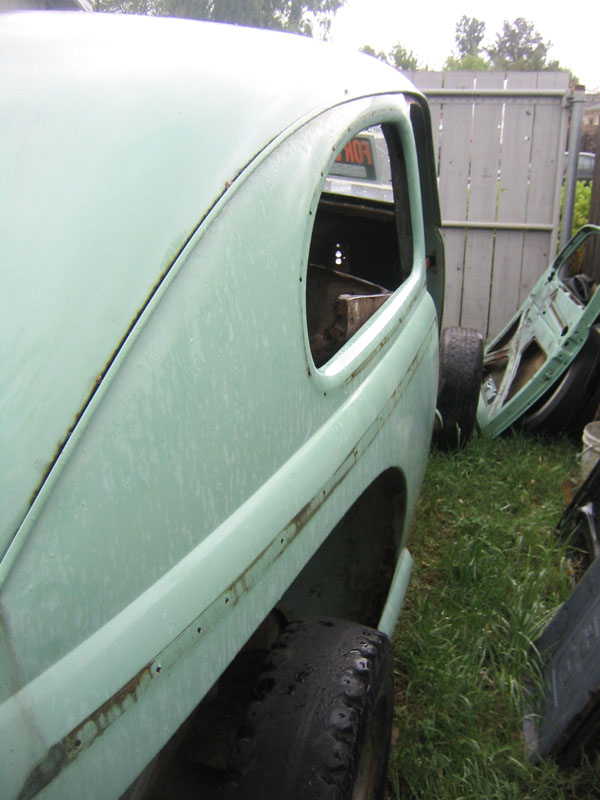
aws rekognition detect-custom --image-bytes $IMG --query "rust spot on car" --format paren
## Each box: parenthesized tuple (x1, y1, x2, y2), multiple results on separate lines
(221, 335, 437, 613)
(16, 663, 153, 800)
(17, 322, 434, 798)
(219, 443, 362, 614)
(27, 423, 76, 508)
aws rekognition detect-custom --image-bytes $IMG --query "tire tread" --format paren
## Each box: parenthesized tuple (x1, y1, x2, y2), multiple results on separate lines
(222, 618, 393, 800)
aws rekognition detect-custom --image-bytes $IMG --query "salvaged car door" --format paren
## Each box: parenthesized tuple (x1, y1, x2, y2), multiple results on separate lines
(478, 225, 600, 437)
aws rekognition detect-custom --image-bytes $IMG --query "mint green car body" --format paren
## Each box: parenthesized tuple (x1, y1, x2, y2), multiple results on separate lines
(0, 13, 444, 798)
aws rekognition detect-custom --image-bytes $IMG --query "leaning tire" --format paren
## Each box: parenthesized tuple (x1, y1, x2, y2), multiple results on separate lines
(222, 618, 394, 800)
(521, 325, 600, 437)
(435, 326, 483, 450)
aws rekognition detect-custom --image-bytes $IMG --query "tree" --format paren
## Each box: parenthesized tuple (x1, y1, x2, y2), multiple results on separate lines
(444, 15, 487, 71)
(94, 0, 347, 38)
(388, 43, 421, 71)
(455, 15, 485, 58)
(359, 44, 388, 62)
(360, 42, 422, 71)
(444, 53, 488, 71)
(485, 17, 551, 71)
(443, 15, 575, 79)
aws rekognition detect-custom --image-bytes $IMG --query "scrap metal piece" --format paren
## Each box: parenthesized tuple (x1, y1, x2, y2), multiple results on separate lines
(524, 557, 600, 766)
(524, 462, 600, 765)
(478, 225, 600, 438)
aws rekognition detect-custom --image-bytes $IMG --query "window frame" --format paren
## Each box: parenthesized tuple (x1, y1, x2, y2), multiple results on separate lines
(303, 102, 427, 385)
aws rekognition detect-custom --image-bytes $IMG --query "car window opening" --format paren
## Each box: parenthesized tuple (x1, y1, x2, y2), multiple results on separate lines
(306, 124, 413, 368)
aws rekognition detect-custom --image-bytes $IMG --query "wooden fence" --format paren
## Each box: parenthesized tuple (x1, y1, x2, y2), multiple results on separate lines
(402, 71, 572, 338)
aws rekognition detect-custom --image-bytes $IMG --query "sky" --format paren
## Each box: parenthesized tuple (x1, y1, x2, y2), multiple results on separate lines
(328, 0, 600, 91)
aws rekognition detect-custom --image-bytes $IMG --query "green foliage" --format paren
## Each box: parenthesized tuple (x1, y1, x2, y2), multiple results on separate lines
(442, 15, 575, 78)
(363, 13, 576, 78)
(455, 15, 485, 58)
(94, 0, 158, 11)
(389, 433, 600, 798)
(444, 53, 489, 72)
(388, 44, 421, 71)
(486, 17, 552, 71)
(572, 181, 592, 232)
(360, 44, 388, 62)
(94, 0, 346, 37)
(561, 181, 592, 240)
(360, 42, 422, 71)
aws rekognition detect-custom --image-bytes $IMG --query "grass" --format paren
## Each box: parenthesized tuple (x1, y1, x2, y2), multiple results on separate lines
(388, 432, 600, 799)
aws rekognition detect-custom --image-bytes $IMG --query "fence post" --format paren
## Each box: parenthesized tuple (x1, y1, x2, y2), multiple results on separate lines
(561, 86, 586, 250)
(582, 124, 600, 281)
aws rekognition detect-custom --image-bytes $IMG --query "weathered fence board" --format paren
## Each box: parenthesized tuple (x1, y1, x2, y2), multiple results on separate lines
(403, 70, 572, 338)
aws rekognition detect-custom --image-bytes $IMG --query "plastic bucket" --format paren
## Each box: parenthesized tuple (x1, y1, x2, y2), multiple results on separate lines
(581, 421, 600, 481)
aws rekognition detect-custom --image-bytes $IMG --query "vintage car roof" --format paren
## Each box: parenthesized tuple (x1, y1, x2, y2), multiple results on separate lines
(0, 12, 420, 557)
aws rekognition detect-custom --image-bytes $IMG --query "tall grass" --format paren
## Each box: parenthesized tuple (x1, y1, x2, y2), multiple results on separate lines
(389, 432, 599, 799)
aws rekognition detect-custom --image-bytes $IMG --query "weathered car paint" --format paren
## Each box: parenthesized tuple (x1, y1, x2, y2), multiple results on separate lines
(477, 225, 600, 437)
(0, 11, 422, 558)
(1, 13, 442, 799)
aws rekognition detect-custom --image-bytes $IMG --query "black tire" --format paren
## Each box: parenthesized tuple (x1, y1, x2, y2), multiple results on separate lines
(222, 618, 394, 800)
(521, 325, 600, 437)
(435, 327, 484, 450)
